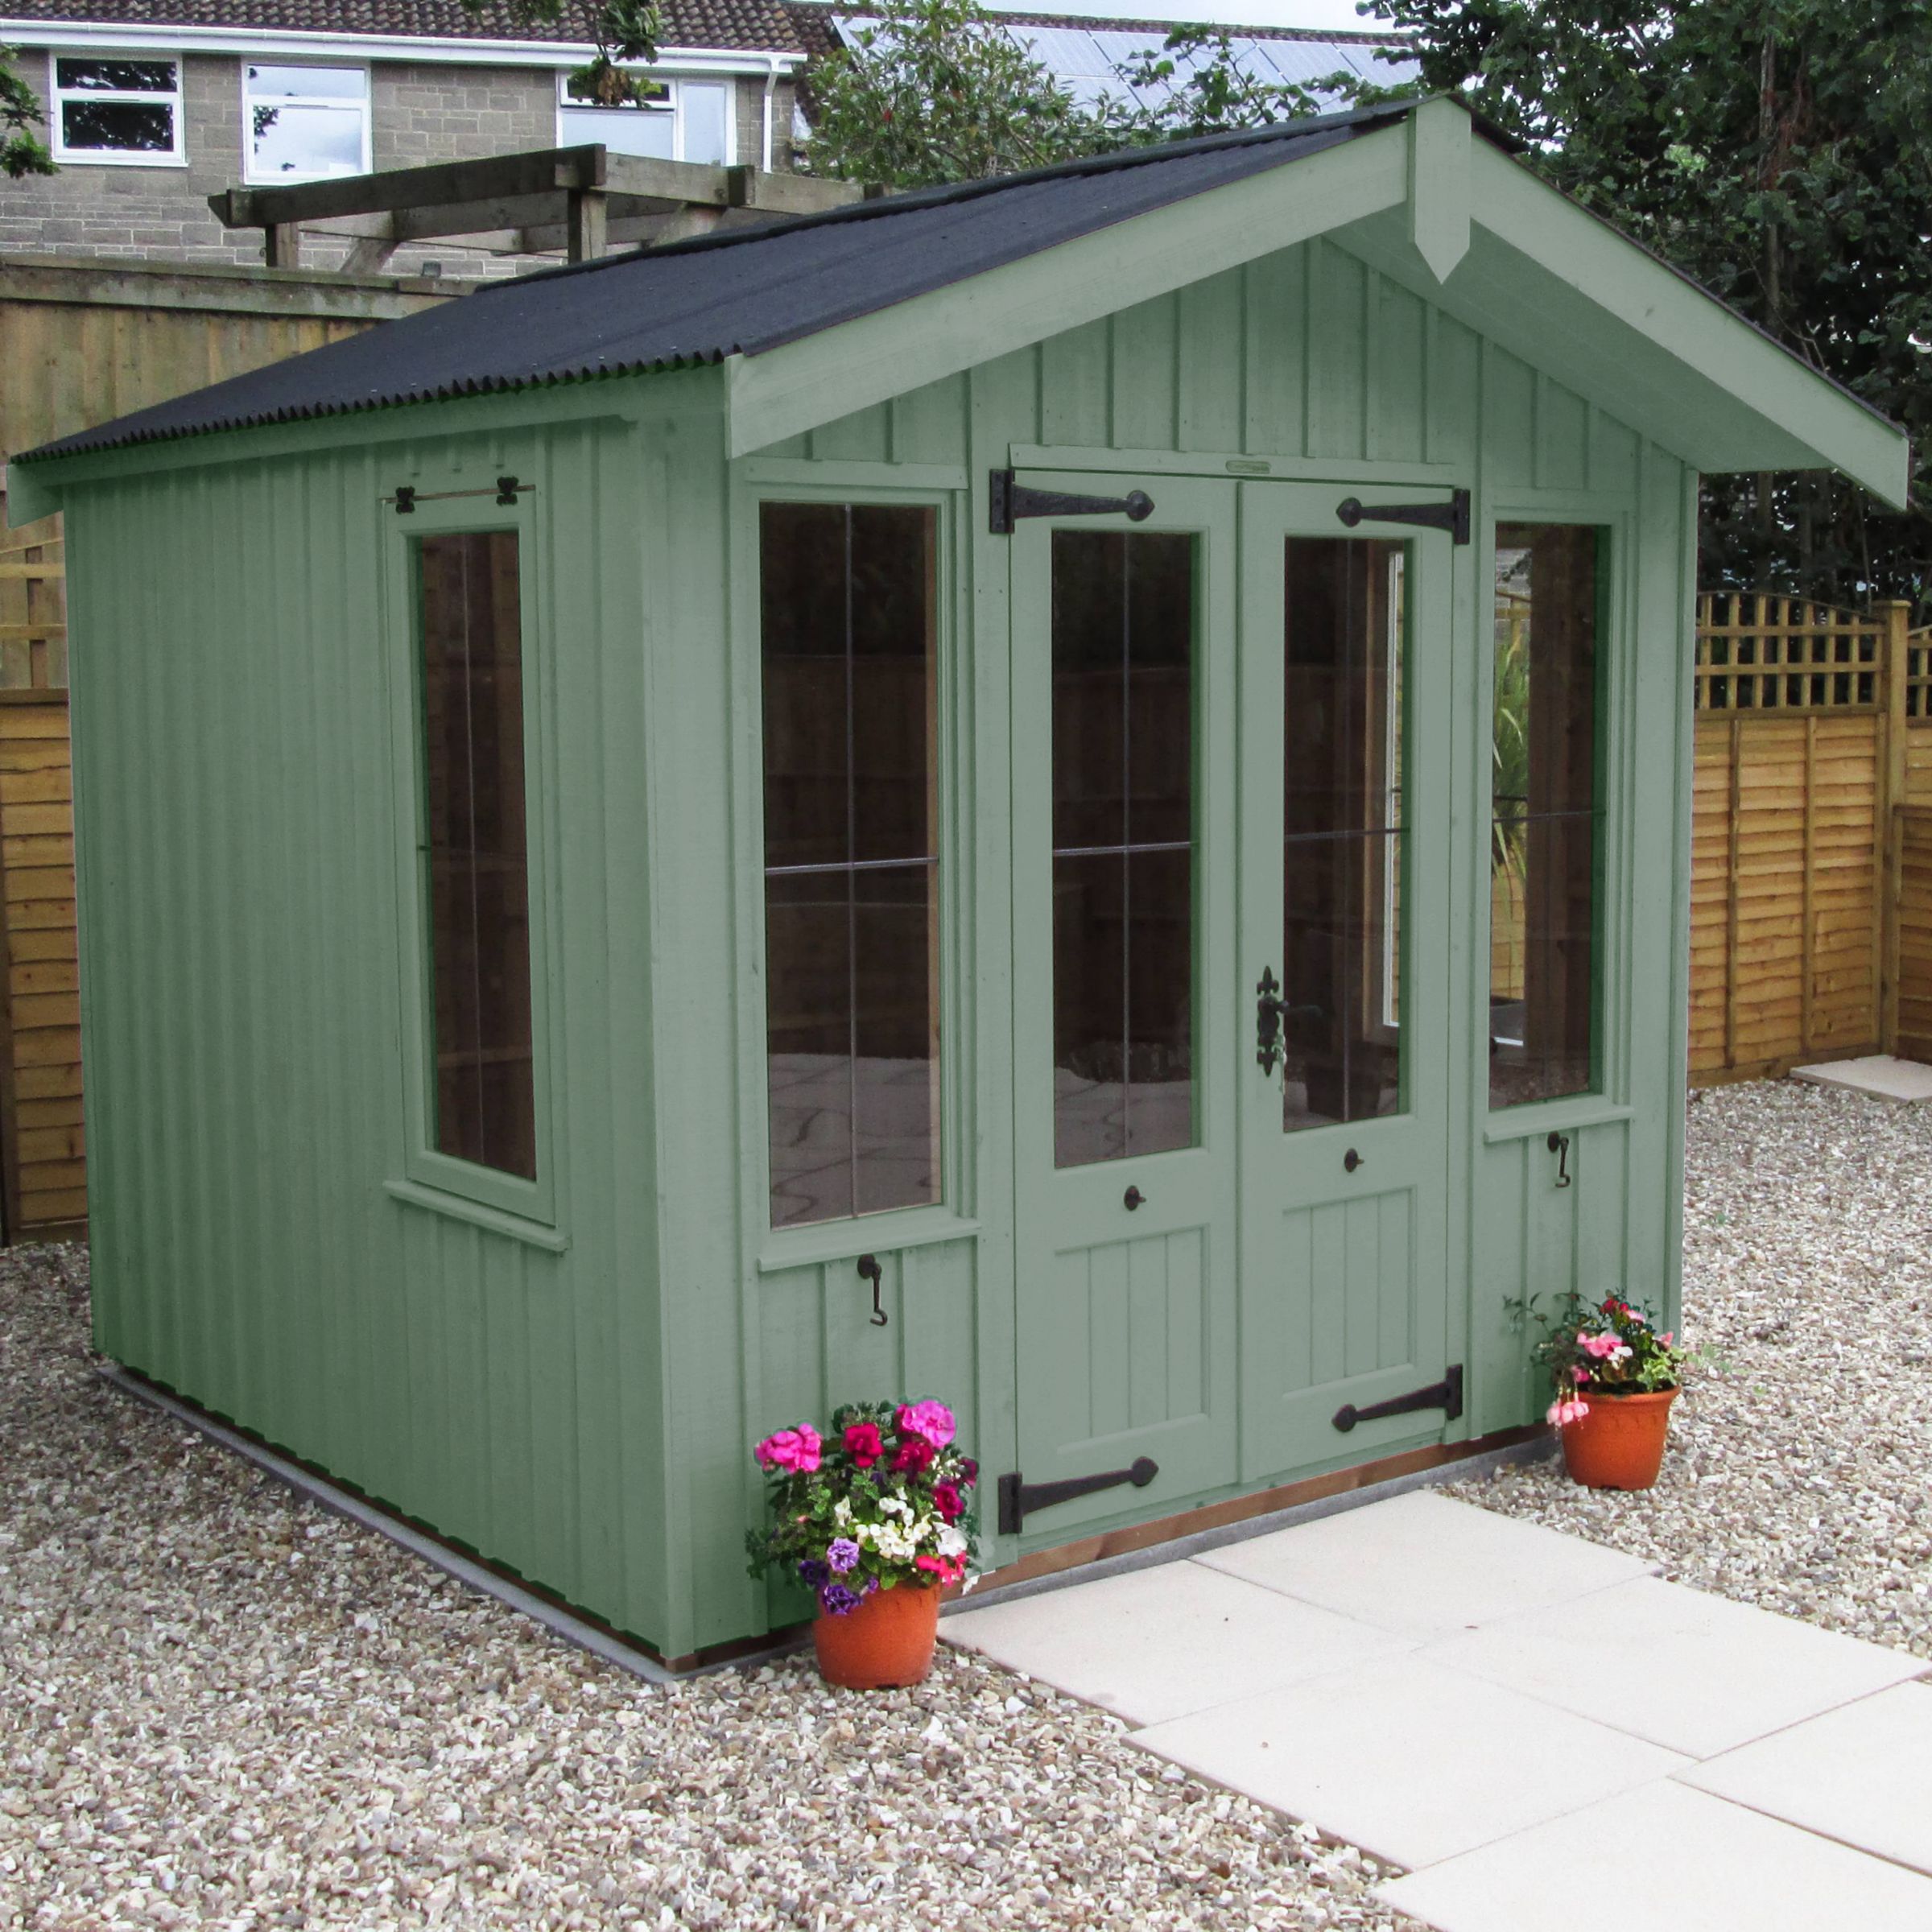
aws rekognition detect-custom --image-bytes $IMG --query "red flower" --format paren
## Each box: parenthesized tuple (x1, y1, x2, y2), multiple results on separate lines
(892, 1435, 935, 1475)
(934, 1481, 964, 1523)
(843, 1422, 885, 1468)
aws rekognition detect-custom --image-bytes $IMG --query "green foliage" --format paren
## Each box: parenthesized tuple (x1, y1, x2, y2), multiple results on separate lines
(457, 0, 665, 108)
(799, 0, 1118, 187)
(1380, 0, 1932, 609)
(1510, 1290, 1711, 1418)
(2, 43, 54, 180)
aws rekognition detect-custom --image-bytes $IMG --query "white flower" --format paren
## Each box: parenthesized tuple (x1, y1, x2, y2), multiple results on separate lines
(936, 1525, 967, 1559)
(833, 1500, 852, 1526)
(878, 1496, 910, 1519)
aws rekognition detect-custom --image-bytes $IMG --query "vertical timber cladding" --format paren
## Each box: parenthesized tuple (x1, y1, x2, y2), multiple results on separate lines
(0, 255, 452, 1240)
(749, 236, 1693, 1579)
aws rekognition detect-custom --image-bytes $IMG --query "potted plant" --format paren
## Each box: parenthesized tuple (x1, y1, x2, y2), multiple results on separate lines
(1521, 1292, 1699, 1490)
(746, 1397, 978, 1689)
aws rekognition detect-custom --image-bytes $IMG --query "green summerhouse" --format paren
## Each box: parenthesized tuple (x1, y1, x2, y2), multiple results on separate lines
(13, 101, 1906, 1666)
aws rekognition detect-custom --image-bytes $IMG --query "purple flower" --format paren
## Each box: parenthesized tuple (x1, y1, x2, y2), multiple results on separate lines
(826, 1537, 861, 1574)
(819, 1582, 861, 1616)
(798, 1558, 829, 1589)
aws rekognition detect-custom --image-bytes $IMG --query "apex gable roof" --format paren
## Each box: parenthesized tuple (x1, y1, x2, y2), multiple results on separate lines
(11, 100, 1909, 513)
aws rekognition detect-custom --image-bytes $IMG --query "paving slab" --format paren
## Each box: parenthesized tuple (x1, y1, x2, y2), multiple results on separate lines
(1376, 1777, 1932, 1932)
(1130, 1653, 1686, 1870)
(1195, 1490, 1655, 1638)
(1422, 1574, 1927, 1758)
(942, 1558, 1414, 1727)
(1680, 1681, 1932, 1875)
(1790, 1052, 1932, 1100)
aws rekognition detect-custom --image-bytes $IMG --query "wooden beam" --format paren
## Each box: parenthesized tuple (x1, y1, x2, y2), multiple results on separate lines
(567, 186, 608, 264)
(1407, 95, 1470, 283)
(725, 165, 864, 217)
(263, 222, 303, 271)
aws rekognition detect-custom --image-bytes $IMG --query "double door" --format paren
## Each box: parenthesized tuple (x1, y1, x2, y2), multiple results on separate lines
(1008, 475, 1456, 1538)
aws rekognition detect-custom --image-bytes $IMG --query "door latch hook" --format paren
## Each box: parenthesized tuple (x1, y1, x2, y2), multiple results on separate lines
(857, 1253, 887, 1326)
(1547, 1131, 1572, 1189)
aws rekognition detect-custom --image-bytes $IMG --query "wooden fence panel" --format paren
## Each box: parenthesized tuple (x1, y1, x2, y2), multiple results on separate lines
(1897, 807, 1932, 1063)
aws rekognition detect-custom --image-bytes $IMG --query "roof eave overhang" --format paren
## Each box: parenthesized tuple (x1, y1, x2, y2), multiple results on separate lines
(727, 100, 1909, 509)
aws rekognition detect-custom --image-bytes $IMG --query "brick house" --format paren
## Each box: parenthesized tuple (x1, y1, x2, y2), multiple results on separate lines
(0, 1, 1413, 274)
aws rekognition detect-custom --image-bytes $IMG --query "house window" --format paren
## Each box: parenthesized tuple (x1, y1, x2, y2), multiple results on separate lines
(51, 56, 184, 164)
(760, 502, 940, 1228)
(245, 64, 369, 183)
(1489, 524, 1604, 1108)
(555, 73, 733, 164)
(415, 531, 537, 1182)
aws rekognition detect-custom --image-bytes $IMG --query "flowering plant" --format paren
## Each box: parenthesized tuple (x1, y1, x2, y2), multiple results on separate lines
(745, 1397, 979, 1616)
(1515, 1290, 1699, 1427)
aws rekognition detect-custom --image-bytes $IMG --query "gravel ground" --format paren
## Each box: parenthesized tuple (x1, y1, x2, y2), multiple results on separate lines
(1, 1249, 1406, 1932)
(1447, 1077, 1932, 1658)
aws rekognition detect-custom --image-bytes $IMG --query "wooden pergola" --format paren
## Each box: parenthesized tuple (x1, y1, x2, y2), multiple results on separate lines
(208, 144, 864, 271)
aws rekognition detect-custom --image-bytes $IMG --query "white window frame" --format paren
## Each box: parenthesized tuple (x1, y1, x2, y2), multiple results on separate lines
(241, 59, 372, 186)
(552, 71, 736, 165)
(48, 49, 187, 167)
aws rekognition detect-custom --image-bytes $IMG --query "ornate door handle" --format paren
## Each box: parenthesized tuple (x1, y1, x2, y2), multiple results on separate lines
(1256, 966, 1286, 1075)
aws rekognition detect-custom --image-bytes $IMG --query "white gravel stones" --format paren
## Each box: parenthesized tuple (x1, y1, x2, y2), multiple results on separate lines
(0, 1249, 1410, 1931)
(1447, 1078, 1932, 1662)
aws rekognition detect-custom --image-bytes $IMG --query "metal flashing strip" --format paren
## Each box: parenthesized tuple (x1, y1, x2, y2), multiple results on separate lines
(947, 1432, 1558, 1621)
(93, 1363, 792, 1684)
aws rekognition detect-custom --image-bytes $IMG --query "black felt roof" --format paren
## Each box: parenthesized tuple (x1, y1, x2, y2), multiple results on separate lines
(20, 106, 1411, 465)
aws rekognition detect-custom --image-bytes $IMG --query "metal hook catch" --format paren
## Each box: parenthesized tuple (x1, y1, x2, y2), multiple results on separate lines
(1547, 1131, 1572, 1189)
(857, 1253, 887, 1327)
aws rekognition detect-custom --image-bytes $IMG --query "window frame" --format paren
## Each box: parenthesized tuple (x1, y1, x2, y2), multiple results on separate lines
(382, 487, 562, 1235)
(1480, 500, 1631, 1133)
(48, 50, 187, 167)
(552, 70, 737, 165)
(241, 58, 372, 187)
(732, 473, 973, 1270)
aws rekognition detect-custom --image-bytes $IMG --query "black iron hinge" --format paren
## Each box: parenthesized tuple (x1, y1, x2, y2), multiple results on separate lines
(1332, 1364, 1463, 1435)
(989, 469, 1155, 535)
(1335, 488, 1471, 546)
(997, 1456, 1158, 1536)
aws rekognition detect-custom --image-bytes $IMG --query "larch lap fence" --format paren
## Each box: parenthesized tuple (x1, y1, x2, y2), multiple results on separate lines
(0, 253, 452, 1241)
(1688, 593, 1932, 1085)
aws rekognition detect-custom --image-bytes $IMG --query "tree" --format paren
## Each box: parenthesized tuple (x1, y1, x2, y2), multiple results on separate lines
(2, 43, 54, 178)
(1377, 0, 1932, 608)
(457, 0, 666, 105)
(799, 0, 1119, 188)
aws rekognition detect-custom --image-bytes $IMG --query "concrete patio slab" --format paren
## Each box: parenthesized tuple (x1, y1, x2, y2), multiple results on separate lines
(1130, 1653, 1686, 1870)
(943, 1558, 1414, 1728)
(1680, 1681, 1932, 1876)
(1790, 1053, 1932, 1101)
(1422, 1574, 1927, 1757)
(1195, 1490, 1655, 1638)
(1376, 1778, 1932, 1932)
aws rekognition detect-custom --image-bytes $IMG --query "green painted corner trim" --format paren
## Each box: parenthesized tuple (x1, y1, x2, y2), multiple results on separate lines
(1481, 1099, 1635, 1145)
(724, 125, 1411, 456)
(383, 1178, 573, 1253)
(756, 1208, 981, 1274)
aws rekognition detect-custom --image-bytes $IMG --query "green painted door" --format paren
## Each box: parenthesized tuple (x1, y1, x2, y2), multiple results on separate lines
(1234, 483, 1456, 1480)
(1009, 476, 1241, 1536)
(1008, 474, 1458, 1540)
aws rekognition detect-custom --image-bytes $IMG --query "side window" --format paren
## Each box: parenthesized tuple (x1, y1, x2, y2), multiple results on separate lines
(556, 74, 733, 163)
(415, 531, 537, 1181)
(1489, 524, 1604, 1108)
(52, 56, 184, 165)
(245, 64, 369, 183)
(759, 502, 939, 1228)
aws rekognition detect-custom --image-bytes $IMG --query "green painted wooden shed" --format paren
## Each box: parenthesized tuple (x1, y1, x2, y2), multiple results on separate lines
(11, 99, 1907, 1666)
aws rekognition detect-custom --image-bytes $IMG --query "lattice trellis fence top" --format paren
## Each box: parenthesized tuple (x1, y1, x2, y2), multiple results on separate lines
(1695, 592, 1883, 712)
(1909, 626, 1931, 721)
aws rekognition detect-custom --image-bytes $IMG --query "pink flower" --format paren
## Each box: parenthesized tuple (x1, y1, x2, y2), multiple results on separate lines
(897, 1399, 956, 1448)
(753, 1424, 821, 1473)
(843, 1422, 885, 1468)
(916, 1554, 966, 1585)
(1546, 1397, 1591, 1428)
(1579, 1332, 1623, 1360)
(1571, 1365, 1590, 1384)
(1661, 1331, 1675, 1348)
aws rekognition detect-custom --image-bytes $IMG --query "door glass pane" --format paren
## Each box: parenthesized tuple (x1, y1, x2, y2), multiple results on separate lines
(1281, 538, 1405, 1131)
(417, 531, 536, 1180)
(1490, 524, 1601, 1107)
(761, 502, 939, 1228)
(1051, 530, 1195, 1166)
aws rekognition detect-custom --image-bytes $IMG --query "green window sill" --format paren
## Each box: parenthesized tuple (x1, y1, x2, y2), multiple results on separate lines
(384, 1178, 571, 1253)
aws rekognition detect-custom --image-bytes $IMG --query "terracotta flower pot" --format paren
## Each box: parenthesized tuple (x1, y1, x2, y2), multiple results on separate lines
(812, 1580, 941, 1690)
(1560, 1385, 1678, 1490)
